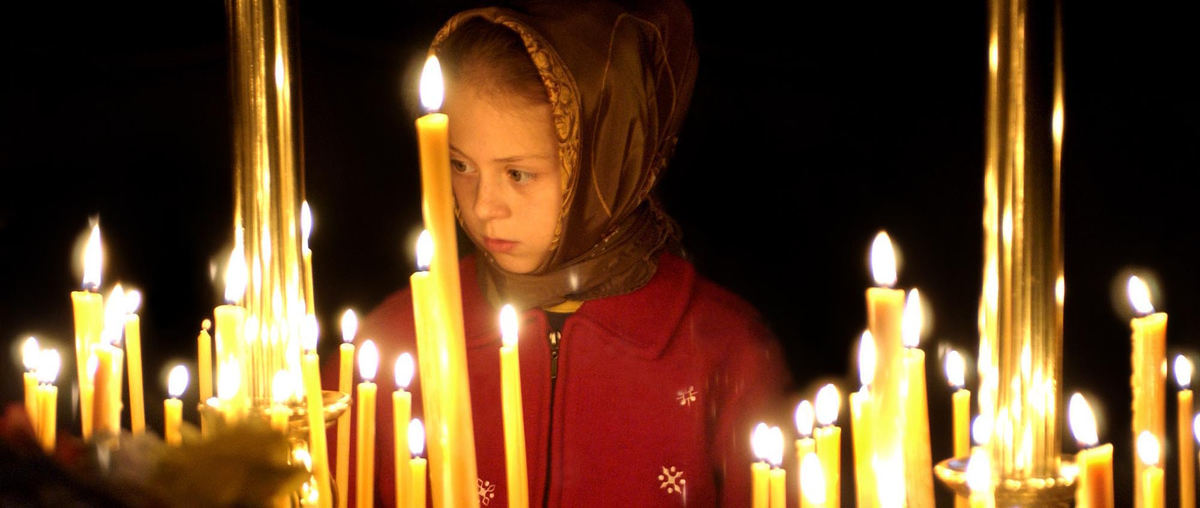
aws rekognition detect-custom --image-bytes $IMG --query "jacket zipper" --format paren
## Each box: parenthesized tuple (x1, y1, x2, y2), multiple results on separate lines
(542, 329, 562, 507)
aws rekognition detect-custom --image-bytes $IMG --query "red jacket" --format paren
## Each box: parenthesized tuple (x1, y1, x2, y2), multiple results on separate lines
(329, 252, 790, 507)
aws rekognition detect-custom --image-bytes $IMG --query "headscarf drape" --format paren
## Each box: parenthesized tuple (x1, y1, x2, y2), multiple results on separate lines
(432, 0, 698, 309)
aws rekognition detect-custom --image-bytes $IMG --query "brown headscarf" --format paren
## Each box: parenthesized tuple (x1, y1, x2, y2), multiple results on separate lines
(432, 0, 698, 310)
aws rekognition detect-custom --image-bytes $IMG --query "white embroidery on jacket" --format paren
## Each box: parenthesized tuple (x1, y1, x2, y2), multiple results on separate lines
(658, 466, 686, 495)
(677, 386, 697, 406)
(477, 478, 496, 505)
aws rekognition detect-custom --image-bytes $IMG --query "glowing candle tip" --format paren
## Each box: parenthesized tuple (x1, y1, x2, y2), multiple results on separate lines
(300, 201, 312, 246)
(870, 231, 897, 287)
(500, 304, 519, 347)
(765, 425, 784, 467)
(815, 384, 840, 426)
(36, 349, 61, 384)
(1067, 393, 1098, 447)
(858, 330, 876, 388)
(409, 418, 426, 456)
(419, 55, 444, 111)
(83, 222, 102, 289)
(1175, 355, 1193, 389)
(21, 336, 39, 372)
(168, 365, 189, 398)
(359, 339, 379, 381)
(125, 289, 142, 315)
(1136, 431, 1160, 466)
(340, 309, 358, 344)
(395, 353, 415, 389)
(945, 350, 965, 388)
(794, 401, 814, 437)
(751, 422, 770, 461)
(415, 230, 433, 270)
(1127, 275, 1155, 315)
(902, 288, 923, 347)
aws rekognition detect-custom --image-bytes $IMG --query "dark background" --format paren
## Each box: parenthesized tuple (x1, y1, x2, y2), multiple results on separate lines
(1, 1, 1198, 506)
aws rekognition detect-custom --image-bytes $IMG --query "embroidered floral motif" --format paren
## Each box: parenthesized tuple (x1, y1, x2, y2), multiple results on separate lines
(658, 466, 686, 495)
(477, 478, 496, 505)
(677, 386, 697, 406)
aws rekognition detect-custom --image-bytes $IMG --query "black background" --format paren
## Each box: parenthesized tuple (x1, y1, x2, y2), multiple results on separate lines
(2, 1, 1198, 506)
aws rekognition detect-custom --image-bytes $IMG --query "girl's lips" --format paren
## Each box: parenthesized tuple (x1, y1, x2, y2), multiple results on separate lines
(484, 237, 517, 253)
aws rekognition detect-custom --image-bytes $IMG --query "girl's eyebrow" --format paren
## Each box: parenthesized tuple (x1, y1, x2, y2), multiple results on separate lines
(450, 144, 553, 164)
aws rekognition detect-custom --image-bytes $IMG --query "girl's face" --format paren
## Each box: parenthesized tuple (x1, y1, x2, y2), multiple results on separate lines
(447, 83, 562, 274)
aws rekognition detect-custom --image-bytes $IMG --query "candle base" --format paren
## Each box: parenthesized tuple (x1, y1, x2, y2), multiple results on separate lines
(934, 456, 1077, 507)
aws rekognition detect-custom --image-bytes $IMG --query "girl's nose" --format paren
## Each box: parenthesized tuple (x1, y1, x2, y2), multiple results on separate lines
(473, 171, 510, 221)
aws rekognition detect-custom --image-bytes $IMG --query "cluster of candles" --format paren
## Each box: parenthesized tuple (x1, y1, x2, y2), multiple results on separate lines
(746, 232, 1200, 507)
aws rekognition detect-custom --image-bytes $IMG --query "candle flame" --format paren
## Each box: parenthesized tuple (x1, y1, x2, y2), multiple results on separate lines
(858, 330, 876, 388)
(300, 201, 312, 249)
(794, 401, 814, 437)
(21, 337, 39, 372)
(224, 242, 247, 304)
(965, 447, 991, 493)
(302, 314, 319, 352)
(815, 384, 840, 426)
(340, 309, 358, 344)
(1175, 355, 1193, 389)
(395, 353, 415, 389)
(945, 350, 965, 388)
(83, 223, 102, 289)
(409, 418, 426, 456)
(1067, 393, 1098, 447)
(419, 55, 444, 111)
(800, 453, 826, 504)
(1136, 431, 1160, 466)
(218, 359, 241, 400)
(416, 230, 433, 271)
(870, 231, 897, 287)
(102, 284, 126, 346)
(902, 288, 923, 347)
(765, 425, 784, 467)
(168, 364, 189, 398)
(1127, 275, 1155, 315)
(125, 289, 142, 315)
(359, 339, 379, 381)
(751, 422, 770, 461)
(972, 415, 992, 446)
(500, 304, 519, 347)
(36, 349, 60, 384)
(271, 370, 293, 404)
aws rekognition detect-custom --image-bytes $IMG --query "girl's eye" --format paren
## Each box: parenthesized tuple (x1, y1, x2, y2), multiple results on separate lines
(450, 159, 471, 174)
(507, 169, 534, 183)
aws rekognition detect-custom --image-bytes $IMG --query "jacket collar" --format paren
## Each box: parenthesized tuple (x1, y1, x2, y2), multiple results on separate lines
(460, 252, 694, 358)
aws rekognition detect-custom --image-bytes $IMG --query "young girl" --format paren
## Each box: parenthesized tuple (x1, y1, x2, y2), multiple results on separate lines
(347, 1, 790, 505)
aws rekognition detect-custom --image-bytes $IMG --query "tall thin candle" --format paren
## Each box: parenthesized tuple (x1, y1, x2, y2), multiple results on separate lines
(22, 337, 39, 433)
(850, 331, 877, 508)
(36, 349, 61, 453)
(71, 223, 103, 441)
(866, 232, 906, 502)
(393, 354, 414, 508)
(165, 365, 188, 446)
(409, 419, 428, 508)
(355, 340, 379, 508)
(945, 350, 970, 508)
(197, 320, 213, 405)
(766, 426, 786, 508)
(814, 384, 841, 508)
(124, 289, 145, 436)
(751, 423, 770, 508)
(1137, 432, 1163, 508)
(301, 201, 315, 315)
(336, 309, 358, 508)
(93, 285, 126, 442)
(1128, 275, 1166, 508)
(902, 289, 933, 508)
(800, 452, 826, 508)
(300, 317, 333, 508)
(795, 399, 816, 504)
(1175, 355, 1194, 508)
(1069, 393, 1112, 508)
(499, 304, 529, 508)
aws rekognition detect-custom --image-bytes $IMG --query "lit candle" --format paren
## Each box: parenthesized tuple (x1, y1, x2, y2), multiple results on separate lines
(409, 418, 428, 508)
(945, 349, 970, 508)
(814, 384, 841, 508)
(1128, 275, 1166, 508)
(865, 231, 906, 502)
(751, 422, 771, 508)
(1137, 431, 1164, 508)
(416, 54, 479, 506)
(1175, 355, 1194, 508)
(1194, 414, 1200, 490)
(36, 349, 61, 453)
(93, 285, 126, 442)
(800, 452, 826, 508)
(850, 331, 877, 508)
(498, 304, 529, 508)
(408, 230, 446, 508)
(22, 337, 40, 433)
(270, 370, 294, 433)
(795, 399, 816, 501)
(299, 316, 333, 508)
(215, 243, 247, 410)
(82, 355, 96, 440)
(217, 358, 246, 422)
(336, 309, 357, 508)
(393, 354, 414, 508)
(965, 446, 993, 508)
(1069, 393, 1112, 508)
(165, 365, 188, 446)
(124, 289, 145, 436)
(197, 319, 213, 405)
(766, 425, 787, 508)
(902, 289, 933, 508)
(301, 201, 315, 315)
(355, 340, 379, 508)
(71, 222, 104, 441)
